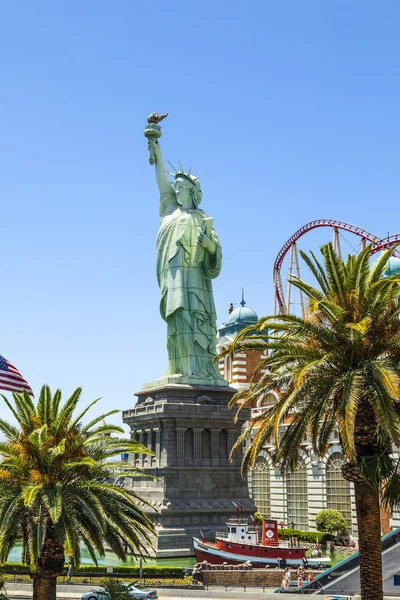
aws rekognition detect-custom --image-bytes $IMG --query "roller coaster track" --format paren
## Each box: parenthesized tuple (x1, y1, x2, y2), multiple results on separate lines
(372, 233, 400, 254)
(274, 219, 400, 313)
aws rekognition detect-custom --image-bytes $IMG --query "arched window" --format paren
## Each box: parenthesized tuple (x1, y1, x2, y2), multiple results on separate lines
(225, 354, 232, 382)
(252, 457, 270, 517)
(326, 452, 352, 530)
(286, 459, 308, 530)
(257, 393, 276, 408)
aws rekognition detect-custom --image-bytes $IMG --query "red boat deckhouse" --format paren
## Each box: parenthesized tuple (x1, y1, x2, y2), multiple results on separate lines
(193, 517, 330, 568)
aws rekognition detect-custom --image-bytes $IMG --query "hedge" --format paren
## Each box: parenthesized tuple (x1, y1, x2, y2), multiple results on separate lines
(278, 528, 330, 544)
(0, 563, 185, 577)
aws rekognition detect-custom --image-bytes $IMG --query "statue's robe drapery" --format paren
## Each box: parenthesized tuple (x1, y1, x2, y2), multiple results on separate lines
(156, 187, 223, 380)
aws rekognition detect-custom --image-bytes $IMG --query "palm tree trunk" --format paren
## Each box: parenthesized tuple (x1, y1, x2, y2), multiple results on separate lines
(32, 576, 57, 600)
(31, 520, 64, 600)
(354, 478, 383, 600)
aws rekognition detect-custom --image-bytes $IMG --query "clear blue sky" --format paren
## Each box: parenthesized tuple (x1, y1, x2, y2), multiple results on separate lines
(0, 1, 399, 425)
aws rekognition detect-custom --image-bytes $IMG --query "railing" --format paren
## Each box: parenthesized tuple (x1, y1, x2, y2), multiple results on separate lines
(226, 517, 249, 525)
(215, 532, 229, 539)
(123, 402, 235, 418)
(293, 527, 400, 595)
(251, 407, 269, 417)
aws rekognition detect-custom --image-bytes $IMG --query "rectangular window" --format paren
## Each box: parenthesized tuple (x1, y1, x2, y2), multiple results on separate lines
(394, 575, 400, 586)
(230, 527, 236, 533)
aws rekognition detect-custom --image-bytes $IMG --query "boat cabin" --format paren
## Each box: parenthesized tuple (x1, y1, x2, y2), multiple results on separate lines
(222, 518, 258, 545)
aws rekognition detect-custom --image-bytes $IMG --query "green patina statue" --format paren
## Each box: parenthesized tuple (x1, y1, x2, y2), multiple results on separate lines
(144, 115, 226, 387)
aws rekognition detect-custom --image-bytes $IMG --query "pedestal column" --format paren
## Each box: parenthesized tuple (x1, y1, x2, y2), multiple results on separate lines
(153, 427, 160, 466)
(193, 428, 204, 466)
(131, 430, 138, 468)
(138, 430, 144, 467)
(176, 427, 187, 464)
(144, 428, 152, 466)
(211, 428, 221, 466)
(228, 429, 241, 465)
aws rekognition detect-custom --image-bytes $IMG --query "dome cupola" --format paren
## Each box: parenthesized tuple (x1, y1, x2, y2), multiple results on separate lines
(218, 290, 259, 338)
(383, 256, 400, 277)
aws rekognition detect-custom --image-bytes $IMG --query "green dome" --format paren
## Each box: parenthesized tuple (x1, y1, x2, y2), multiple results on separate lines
(224, 305, 258, 327)
(384, 257, 400, 277)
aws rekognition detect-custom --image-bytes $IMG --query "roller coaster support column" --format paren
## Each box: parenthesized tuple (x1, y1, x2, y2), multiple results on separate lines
(333, 227, 342, 257)
(287, 243, 305, 318)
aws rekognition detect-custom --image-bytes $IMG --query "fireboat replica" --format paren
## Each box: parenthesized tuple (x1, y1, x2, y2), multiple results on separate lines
(193, 516, 331, 568)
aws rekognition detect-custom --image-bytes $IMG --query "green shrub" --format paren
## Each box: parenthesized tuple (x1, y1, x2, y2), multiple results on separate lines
(275, 528, 330, 544)
(111, 566, 184, 577)
(316, 509, 348, 536)
(301, 531, 330, 544)
(75, 565, 107, 574)
(100, 578, 131, 600)
(0, 563, 29, 574)
(0, 562, 185, 579)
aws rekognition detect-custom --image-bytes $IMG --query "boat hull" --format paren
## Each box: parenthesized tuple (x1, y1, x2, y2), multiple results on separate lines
(193, 537, 329, 567)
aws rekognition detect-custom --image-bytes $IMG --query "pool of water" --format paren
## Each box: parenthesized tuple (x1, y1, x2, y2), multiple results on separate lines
(7, 543, 196, 568)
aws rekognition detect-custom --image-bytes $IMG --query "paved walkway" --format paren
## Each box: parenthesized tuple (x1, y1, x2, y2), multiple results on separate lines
(5, 582, 400, 600)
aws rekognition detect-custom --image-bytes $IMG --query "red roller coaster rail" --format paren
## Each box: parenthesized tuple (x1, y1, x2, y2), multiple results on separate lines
(274, 219, 399, 314)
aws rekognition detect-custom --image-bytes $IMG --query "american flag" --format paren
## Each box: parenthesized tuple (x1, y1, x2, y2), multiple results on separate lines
(0, 355, 33, 396)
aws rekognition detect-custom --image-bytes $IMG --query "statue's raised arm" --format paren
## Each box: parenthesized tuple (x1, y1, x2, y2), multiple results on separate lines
(148, 138, 171, 196)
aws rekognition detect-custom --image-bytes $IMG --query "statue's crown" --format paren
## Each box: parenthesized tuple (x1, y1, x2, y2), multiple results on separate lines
(168, 161, 200, 187)
(167, 161, 203, 207)
(174, 171, 197, 186)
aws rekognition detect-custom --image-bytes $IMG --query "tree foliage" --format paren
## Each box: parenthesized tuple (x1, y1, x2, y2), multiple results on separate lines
(100, 578, 133, 600)
(315, 509, 348, 535)
(225, 243, 400, 502)
(223, 243, 400, 600)
(0, 385, 155, 599)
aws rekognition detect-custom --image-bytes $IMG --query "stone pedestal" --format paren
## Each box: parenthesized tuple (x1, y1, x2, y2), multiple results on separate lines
(122, 383, 256, 557)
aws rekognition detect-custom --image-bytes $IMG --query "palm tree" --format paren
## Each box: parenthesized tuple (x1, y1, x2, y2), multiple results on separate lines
(0, 385, 155, 600)
(225, 243, 400, 600)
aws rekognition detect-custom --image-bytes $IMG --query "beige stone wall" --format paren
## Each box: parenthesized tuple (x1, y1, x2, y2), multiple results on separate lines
(202, 568, 293, 587)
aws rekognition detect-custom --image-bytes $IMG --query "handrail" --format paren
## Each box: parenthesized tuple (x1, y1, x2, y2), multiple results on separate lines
(297, 528, 400, 595)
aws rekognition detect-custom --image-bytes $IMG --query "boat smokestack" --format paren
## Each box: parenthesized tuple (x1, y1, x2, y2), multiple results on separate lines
(261, 519, 279, 546)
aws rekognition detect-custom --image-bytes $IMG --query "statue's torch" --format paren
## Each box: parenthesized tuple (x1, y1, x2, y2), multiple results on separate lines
(144, 112, 168, 165)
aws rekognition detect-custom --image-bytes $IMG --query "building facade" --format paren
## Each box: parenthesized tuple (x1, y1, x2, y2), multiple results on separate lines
(216, 299, 360, 535)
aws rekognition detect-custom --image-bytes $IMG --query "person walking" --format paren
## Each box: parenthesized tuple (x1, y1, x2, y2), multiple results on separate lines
(297, 565, 305, 588)
(66, 562, 73, 585)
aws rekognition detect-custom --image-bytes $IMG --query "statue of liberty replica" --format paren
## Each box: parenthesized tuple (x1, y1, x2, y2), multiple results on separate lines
(122, 114, 254, 557)
(145, 112, 226, 386)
